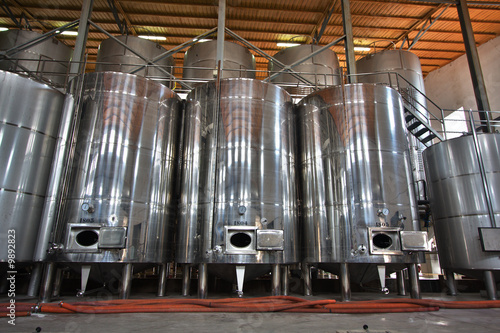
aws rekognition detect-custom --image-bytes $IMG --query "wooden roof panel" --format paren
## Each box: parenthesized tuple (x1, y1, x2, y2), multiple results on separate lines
(0, 0, 497, 78)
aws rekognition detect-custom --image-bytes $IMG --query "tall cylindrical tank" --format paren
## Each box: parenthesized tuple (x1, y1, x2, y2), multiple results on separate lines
(356, 50, 428, 201)
(423, 134, 500, 280)
(297, 83, 424, 284)
(269, 45, 341, 95)
(50, 72, 182, 265)
(356, 50, 425, 93)
(0, 29, 72, 86)
(96, 35, 175, 87)
(177, 78, 298, 292)
(0, 70, 66, 263)
(182, 41, 256, 83)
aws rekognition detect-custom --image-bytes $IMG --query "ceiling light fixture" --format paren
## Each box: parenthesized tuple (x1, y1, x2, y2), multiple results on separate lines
(354, 46, 371, 51)
(0, 27, 8, 32)
(56, 30, 78, 36)
(277, 42, 300, 48)
(139, 35, 166, 41)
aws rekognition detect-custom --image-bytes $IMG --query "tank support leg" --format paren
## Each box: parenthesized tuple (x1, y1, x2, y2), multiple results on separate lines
(79, 265, 91, 297)
(340, 263, 351, 302)
(198, 263, 208, 299)
(377, 265, 388, 294)
(157, 263, 169, 297)
(182, 264, 191, 296)
(27, 263, 43, 297)
(236, 265, 246, 297)
(444, 270, 457, 296)
(302, 262, 312, 296)
(119, 263, 133, 299)
(271, 264, 281, 296)
(397, 269, 407, 296)
(484, 270, 498, 300)
(39, 262, 56, 303)
(408, 263, 421, 299)
(282, 265, 289, 296)
(52, 268, 64, 298)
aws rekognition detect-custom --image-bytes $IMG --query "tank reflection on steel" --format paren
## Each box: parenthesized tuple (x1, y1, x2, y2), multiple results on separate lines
(48, 72, 182, 298)
(269, 45, 341, 95)
(423, 134, 500, 299)
(177, 78, 298, 298)
(0, 70, 65, 264)
(96, 35, 175, 87)
(356, 50, 428, 202)
(297, 84, 427, 299)
(0, 30, 72, 86)
(182, 41, 256, 84)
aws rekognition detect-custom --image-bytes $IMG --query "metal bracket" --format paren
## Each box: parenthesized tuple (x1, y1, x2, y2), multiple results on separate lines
(106, 0, 128, 35)
(408, 4, 451, 51)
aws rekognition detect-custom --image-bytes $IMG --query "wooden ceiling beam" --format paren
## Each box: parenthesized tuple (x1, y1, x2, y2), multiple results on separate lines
(3, 15, 495, 37)
(9, 6, 500, 27)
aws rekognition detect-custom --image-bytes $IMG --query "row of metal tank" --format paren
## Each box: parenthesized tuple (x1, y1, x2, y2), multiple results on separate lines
(0, 30, 498, 301)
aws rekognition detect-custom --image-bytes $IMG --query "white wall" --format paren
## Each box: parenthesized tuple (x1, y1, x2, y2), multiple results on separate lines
(424, 36, 500, 112)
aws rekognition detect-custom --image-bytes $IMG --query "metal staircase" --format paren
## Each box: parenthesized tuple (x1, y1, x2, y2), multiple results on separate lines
(397, 83, 445, 148)
(403, 106, 443, 147)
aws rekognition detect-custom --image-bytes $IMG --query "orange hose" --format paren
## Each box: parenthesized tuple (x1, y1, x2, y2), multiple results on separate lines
(57, 298, 336, 314)
(324, 303, 424, 309)
(11, 297, 500, 315)
(0, 303, 36, 312)
(359, 298, 500, 309)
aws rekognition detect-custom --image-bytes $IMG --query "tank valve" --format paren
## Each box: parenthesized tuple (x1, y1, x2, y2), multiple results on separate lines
(48, 243, 64, 254)
(399, 213, 407, 221)
(261, 218, 268, 225)
(76, 290, 85, 297)
(381, 287, 390, 294)
(237, 290, 244, 298)
(351, 244, 366, 256)
(377, 208, 389, 217)
(238, 206, 246, 215)
(213, 245, 223, 254)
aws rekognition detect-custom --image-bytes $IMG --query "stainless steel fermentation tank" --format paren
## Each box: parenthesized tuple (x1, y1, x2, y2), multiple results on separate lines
(182, 41, 256, 84)
(177, 78, 298, 298)
(269, 44, 341, 95)
(0, 29, 72, 86)
(297, 84, 427, 300)
(96, 35, 175, 88)
(423, 134, 500, 300)
(0, 70, 65, 267)
(356, 50, 428, 202)
(46, 72, 182, 298)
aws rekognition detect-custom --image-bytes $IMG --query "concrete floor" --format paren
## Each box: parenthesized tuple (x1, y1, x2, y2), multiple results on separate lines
(3, 293, 500, 333)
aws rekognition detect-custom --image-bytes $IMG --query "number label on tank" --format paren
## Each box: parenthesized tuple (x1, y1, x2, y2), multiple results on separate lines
(80, 218, 95, 223)
(376, 222, 389, 227)
(234, 220, 248, 225)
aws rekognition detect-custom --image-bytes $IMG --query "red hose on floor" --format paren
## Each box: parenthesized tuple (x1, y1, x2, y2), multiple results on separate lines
(0, 303, 35, 317)
(3, 297, 500, 315)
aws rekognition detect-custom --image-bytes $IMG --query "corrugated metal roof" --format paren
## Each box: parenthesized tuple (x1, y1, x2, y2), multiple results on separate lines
(1, 0, 499, 77)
